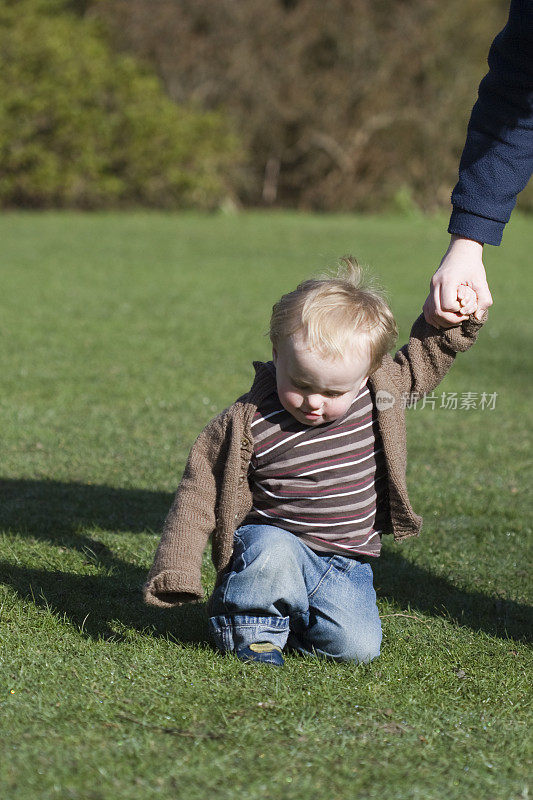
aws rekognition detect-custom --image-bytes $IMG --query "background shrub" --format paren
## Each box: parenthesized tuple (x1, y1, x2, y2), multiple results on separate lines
(3, 0, 530, 213)
(0, 0, 241, 209)
(91, 0, 532, 213)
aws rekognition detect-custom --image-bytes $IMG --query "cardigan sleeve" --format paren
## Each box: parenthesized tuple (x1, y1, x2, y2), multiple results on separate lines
(143, 411, 230, 607)
(449, 0, 533, 245)
(383, 313, 487, 399)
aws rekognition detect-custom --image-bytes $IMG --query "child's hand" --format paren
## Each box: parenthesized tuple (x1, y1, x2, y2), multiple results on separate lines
(457, 284, 478, 317)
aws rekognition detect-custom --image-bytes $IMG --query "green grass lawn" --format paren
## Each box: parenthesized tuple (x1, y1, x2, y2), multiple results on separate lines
(0, 210, 531, 800)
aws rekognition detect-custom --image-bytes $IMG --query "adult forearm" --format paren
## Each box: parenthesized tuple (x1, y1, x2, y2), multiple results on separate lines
(449, 0, 533, 245)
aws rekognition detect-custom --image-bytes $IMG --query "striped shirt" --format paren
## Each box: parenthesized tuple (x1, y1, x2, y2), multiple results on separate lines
(244, 380, 389, 558)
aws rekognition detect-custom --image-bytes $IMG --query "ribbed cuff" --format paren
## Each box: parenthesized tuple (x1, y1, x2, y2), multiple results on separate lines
(443, 311, 488, 352)
(448, 207, 505, 246)
(143, 570, 204, 607)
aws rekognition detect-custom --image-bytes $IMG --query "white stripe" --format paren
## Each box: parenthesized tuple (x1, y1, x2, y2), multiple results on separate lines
(338, 529, 379, 548)
(252, 507, 376, 527)
(295, 419, 374, 446)
(309, 545, 380, 556)
(259, 428, 308, 456)
(306, 530, 380, 550)
(256, 474, 384, 501)
(298, 448, 383, 477)
(251, 408, 286, 427)
(353, 386, 370, 403)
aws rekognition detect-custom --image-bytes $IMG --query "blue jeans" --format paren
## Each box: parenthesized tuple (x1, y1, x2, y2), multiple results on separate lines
(208, 524, 382, 663)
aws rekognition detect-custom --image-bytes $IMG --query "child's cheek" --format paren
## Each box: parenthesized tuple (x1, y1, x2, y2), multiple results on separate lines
(329, 396, 350, 417)
(284, 390, 302, 409)
(328, 399, 341, 416)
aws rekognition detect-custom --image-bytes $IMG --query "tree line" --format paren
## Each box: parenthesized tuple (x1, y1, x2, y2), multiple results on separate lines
(4, 0, 529, 213)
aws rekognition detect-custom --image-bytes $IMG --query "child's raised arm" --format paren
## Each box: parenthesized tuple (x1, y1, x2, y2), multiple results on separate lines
(384, 310, 487, 400)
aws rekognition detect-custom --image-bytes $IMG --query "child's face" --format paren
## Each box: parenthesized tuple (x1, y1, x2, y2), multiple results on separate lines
(272, 332, 371, 426)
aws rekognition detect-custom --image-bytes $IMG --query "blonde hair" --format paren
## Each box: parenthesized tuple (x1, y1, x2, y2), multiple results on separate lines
(269, 257, 398, 374)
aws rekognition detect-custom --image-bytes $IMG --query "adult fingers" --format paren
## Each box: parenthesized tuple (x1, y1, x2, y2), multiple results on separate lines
(423, 293, 469, 329)
(439, 279, 462, 313)
(472, 281, 493, 320)
(422, 284, 442, 327)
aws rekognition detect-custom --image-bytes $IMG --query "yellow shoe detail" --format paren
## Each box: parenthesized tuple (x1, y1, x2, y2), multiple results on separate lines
(249, 642, 282, 654)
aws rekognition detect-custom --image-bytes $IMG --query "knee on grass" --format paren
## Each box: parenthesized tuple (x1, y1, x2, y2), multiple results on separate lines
(320, 627, 382, 664)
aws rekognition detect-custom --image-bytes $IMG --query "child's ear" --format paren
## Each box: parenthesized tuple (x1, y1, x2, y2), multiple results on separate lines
(272, 347, 278, 365)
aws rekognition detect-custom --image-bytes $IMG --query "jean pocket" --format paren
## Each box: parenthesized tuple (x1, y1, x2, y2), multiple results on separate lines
(329, 554, 355, 573)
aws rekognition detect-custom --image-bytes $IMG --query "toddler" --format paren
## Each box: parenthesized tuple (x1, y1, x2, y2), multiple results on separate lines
(144, 260, 483, 666)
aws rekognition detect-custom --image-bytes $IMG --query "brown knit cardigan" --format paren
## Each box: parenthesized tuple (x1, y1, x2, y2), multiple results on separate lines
(144, 313, 486, 608)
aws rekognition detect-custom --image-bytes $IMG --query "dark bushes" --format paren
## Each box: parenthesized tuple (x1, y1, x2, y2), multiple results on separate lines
(4, 0, 530, 213)
(0, 0, 240, 209)
(91, 0, 525, 212)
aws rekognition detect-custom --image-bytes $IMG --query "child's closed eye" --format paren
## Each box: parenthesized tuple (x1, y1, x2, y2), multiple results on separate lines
(292, 381, 344, 398)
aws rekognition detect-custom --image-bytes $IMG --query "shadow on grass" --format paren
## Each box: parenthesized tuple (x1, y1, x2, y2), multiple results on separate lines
(0, 477, 210, 645)
(0, 478, 531, 645)
(372, 556, 531, 644)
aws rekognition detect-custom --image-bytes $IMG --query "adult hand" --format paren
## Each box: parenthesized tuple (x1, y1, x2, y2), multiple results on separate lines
(423, 235, 493, 328)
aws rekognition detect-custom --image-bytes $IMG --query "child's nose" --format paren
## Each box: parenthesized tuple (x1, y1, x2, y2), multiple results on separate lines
(304, 393, 323, 410)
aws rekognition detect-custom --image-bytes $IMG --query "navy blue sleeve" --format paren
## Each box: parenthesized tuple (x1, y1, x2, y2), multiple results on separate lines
(449, 0, 533, 245)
